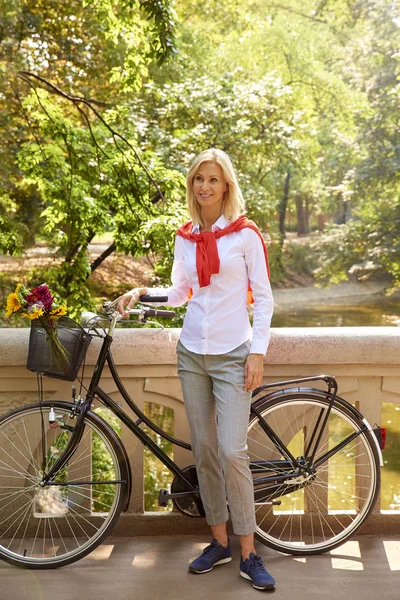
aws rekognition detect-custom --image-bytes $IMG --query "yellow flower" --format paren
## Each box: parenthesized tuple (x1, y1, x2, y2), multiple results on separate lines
(15, 283, 22, 294)
(22, 308, 44, 320)
(50, 306, 68, 319)
(5, 293, 21, 318)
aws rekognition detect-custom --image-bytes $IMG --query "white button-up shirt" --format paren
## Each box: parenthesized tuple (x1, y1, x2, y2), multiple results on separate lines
(148, 215, 274, 355)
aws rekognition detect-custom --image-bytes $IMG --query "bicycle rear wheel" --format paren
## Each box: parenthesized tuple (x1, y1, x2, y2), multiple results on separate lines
(0, 402, 128, 568)
(248, 393, 380, 555)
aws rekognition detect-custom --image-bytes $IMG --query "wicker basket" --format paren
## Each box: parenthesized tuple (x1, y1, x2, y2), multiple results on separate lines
(27, 316, 92, 381)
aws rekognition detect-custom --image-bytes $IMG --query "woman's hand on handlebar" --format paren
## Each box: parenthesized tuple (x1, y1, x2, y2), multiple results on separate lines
(117, 288, 148, 318)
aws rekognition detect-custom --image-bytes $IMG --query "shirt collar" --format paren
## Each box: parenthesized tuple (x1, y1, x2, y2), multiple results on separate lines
(192, 214, 230, 234)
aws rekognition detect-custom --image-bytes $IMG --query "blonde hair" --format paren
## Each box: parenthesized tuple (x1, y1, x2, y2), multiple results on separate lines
(186, 148, 245, 226)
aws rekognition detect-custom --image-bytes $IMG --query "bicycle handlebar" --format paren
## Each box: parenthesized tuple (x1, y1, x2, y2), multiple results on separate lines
(127, 308, 176, 319)
(144, 309, 176, 318)
(139, 295, 168, 303)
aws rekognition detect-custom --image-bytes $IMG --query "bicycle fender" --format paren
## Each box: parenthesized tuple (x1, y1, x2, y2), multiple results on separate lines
(361, 416, 384, 467)
(252, 386, 360, 417)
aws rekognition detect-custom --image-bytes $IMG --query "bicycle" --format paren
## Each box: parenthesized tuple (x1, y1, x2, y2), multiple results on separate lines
(0, 296, 383, 569)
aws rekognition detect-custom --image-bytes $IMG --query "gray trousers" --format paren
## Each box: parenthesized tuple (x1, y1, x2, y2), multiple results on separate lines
(176, 339, 257, 536)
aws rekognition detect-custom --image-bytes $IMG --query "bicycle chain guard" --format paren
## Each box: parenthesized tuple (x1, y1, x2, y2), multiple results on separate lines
(170, 465, 205, 518)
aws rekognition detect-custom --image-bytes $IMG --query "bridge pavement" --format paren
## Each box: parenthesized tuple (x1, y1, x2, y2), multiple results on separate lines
(1, 534, 399, 600)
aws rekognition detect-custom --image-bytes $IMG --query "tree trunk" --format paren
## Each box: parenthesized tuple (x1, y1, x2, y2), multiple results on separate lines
(279, 168, 291, 240)
(336, 198, 348, 225)
(317, 214, 325, 231)
(305, 195, 311, 232)
(296, 194, 309, 235)
(90, 242, 116, 274)
(275, 168, 291, 272)
(295, 194, 304, 234)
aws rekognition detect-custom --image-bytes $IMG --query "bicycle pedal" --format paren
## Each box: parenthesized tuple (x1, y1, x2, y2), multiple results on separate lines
(158, 489, 169, 507)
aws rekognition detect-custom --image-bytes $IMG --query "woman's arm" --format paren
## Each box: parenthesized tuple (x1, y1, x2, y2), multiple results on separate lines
(243, 228, 274, 391)
(118, 236, 190, 315)
(146, 235, 190, 307)
(243, 228, 274, 355)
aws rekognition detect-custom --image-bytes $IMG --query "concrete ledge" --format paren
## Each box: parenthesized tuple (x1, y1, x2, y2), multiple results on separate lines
(113, 513, 211, 536)
(111, 511, 400, 537)
(2, 326, 400, 366)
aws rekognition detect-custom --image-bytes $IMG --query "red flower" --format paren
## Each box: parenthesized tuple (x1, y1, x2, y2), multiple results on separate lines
(31, 284, 55, 312)
(26, 292, 38, 305)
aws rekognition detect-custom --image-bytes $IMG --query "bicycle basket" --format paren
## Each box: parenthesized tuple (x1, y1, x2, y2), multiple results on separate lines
(27, 316, 92, 381)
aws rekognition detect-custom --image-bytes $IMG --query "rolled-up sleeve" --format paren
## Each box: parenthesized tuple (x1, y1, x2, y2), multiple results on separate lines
(243, 228, 274, 355)
(146, 235, 190, 307)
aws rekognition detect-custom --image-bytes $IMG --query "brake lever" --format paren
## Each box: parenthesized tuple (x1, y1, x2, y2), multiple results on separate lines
(140, 319, 164, 329)
(125, 308, 164, 328)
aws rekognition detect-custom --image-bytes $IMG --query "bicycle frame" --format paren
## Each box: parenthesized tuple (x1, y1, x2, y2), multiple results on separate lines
(42, 333, 199, 498)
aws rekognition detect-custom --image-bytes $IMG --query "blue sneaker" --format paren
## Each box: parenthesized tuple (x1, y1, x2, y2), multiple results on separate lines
(189, 538, 232, 573)
(240, 553, 276, 590)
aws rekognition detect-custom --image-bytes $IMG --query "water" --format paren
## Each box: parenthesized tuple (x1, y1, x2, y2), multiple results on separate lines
(272, 295, 400, 327)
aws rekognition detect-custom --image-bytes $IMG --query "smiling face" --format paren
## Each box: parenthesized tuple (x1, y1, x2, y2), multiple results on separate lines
(192, 161, 228, 216)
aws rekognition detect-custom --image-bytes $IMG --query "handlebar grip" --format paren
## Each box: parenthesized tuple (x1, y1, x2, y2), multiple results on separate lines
(145, 309, 176, 318)
(139, 294, 168, 303)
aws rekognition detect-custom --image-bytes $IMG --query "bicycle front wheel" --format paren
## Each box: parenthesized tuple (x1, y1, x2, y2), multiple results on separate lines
(248, 393, 380, 555)
(0, 402, 128, 568)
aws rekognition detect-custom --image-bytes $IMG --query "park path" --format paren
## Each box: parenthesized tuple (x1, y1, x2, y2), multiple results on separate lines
(0, 243, 152, 293)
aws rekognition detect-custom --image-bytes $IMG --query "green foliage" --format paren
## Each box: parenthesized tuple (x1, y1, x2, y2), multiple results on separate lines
(0, 0, 180, 315)
(313, 221, 371, 286)
(0, 0, 178, 236)
(143, 402, 174, 511)
(311, 0, 400, 287)
(314, 205, 400, 288)
(0, 216, 20, 256)
(92, 407, 122, 511)
(0, 194, 24, 254)
(284, 241, 318, 279)
(130, 71, 313, 238)
(137, 201, 188, 282)
(10, 86, 184, 314)
(1, 0, 177, 95)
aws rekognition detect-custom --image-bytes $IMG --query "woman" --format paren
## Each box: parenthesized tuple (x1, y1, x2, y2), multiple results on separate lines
(117, 148, 275, 591)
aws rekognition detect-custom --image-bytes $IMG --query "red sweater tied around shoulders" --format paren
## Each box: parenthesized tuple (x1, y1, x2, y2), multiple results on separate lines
(176, 214, 270, 304)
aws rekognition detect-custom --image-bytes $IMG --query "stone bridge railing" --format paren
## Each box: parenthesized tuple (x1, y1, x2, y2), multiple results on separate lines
(1, 327, 400, 535)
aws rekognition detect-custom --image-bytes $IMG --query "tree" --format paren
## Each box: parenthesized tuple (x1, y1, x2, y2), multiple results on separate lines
(0, 0, 178, 252)
(0, 0, 181, 314)
(10, 75, 185, 313)
(313, 0, 400, 286)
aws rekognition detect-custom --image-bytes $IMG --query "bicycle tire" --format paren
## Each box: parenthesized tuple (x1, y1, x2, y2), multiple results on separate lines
(247, 392, 381, 555)
(0, 401, 129, 569)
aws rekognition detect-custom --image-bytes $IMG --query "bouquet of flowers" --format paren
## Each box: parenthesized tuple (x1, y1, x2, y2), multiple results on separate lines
(6, 283, 70, 371)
